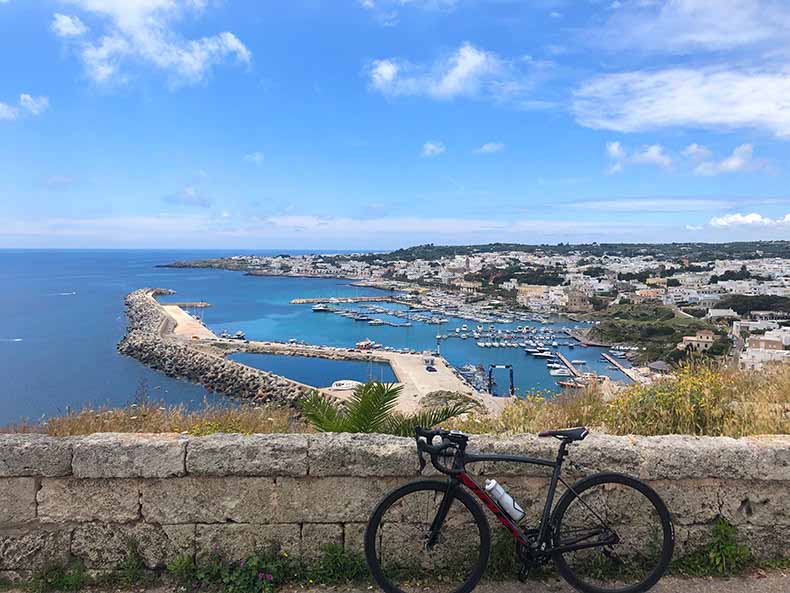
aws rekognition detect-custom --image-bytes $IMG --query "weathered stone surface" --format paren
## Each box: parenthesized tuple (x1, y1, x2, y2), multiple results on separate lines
(650, 479, 721, 526)
(0, 528, 71, 570)
(464, 435, 559, 477)
(195, 524, 300, 561)
(343, 523, 367, 556)
(308, 433, 417, 477)
(142, 477, 275, 524)
(638, 435, 765, 481)
(274, 477, 398, 523)
(188, 434, 308, 476)
(717, 480, 790, 527)
(37, 478, 139, 523)
(71, 433, 186, 478)
(71, 523, 195, 568)
(0, 435, 72, 477)
(0, 478, 36, 524)
(301, 523, 343, 561)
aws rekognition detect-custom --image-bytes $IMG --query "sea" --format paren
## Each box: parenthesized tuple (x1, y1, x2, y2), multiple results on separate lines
(0, 249, 630, 426)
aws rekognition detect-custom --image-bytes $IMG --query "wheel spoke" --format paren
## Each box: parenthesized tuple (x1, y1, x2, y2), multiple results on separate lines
(553, 476, 673, 593)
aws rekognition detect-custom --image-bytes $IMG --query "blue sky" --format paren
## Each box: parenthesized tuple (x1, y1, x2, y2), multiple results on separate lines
(2, 0, 790, 249)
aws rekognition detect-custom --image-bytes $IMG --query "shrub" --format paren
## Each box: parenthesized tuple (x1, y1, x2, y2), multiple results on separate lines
(674, 518, 751, 576)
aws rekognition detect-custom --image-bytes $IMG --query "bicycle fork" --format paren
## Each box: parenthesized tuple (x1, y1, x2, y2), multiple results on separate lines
(425, 478, 460, 549)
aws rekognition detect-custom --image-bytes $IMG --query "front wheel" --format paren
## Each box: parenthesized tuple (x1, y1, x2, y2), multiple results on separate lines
(551, 473, 674, 593)
(364, 479, 491, 593)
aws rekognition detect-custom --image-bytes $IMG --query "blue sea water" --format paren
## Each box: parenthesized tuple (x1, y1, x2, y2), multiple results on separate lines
(230, 353, 398, 386)
(0, 249, 630, 425)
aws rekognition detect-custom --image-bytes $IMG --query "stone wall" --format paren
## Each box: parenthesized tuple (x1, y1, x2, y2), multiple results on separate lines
(117, 289, 313, 405)
(1, 432, 788, 578)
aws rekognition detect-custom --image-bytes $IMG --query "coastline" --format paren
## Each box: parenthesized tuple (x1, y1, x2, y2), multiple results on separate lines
(118, 288, 509, 414)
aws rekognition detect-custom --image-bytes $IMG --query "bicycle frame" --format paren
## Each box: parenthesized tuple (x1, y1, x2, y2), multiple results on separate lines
(432, 440, 616, 556)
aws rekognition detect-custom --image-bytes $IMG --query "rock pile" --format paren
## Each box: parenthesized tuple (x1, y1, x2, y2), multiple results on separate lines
(117, 289, 313, 405)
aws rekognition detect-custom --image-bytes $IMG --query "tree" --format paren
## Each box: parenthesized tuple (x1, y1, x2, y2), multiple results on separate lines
(300, 382, 475, 436)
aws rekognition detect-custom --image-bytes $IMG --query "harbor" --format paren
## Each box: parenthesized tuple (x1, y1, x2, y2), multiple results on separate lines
(151, 293, 506, 413)
(156, 276, 639, 400)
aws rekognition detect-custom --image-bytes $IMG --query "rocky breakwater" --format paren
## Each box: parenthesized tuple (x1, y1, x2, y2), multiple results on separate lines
(117, 289, 313, 405)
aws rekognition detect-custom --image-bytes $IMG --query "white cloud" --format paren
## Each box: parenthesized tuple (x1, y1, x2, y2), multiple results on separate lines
(360, 0, 459, 25)
(573, 68, 790, 138)
(475, 142, 504, 154)
(163, 186, 212, 207)
(0, 94, 49, 121)
(19, 94, 49, 115)
(244, 151, 265, 166)
(568, 198, 735, 212)
(0, 102, 18, 121)
(709, 212, 790, 227)
(51, 13, 88, 37)
(421, 141, 446, 157)
(682, 143, 712, 161)
(53, 1, 251, 85)
(599, 0, 790, 54)
(605, 141, 671, 173)
(368, 43, 550, 106)
(694, 144, 764, 176)
(685, 225, 703, 231)
(632, 144, 672, 168)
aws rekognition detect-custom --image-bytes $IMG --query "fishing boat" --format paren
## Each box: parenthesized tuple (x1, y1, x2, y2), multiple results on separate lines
(571, 359, 586, 365)
(550, 369, 573, 377)
(557, 380, 583, 389)
(534, 351, 555, 358)
(312, 304, 330, 312)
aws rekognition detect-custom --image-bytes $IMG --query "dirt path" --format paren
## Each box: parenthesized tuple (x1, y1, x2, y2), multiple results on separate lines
(8, 571, 787, 593)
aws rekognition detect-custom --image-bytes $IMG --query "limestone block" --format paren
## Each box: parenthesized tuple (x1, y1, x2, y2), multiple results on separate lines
(37, 478, 139, 523)
(639, 436, 764, 481)
(71, 433, 186, 478)
(195, 524, 300, 561)
(0, 528, 70, 570)
(71, 523, 195, 569)
(0, 435, 71, 477)
(142, 477, 275, 524)
(717, 480, 790, 527)
(274, 477, 399, 523)
(343, 523, 367, 556)
(307, 433, 417, 477)
(0, 478, 36, 524)
(300, 523, 343, 562)
(187, 434, 308, 477)
(646, 479, 721, 526)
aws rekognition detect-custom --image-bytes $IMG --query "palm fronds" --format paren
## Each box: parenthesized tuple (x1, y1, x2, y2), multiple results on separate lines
(299, 381, 474, 435)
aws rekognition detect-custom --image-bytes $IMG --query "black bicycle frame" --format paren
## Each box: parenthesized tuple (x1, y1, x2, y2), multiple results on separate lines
(433, 440, 615, 555)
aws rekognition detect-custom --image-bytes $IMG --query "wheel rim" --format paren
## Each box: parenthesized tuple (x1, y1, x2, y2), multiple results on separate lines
(369, 485, 486, 593)
(555, 480, 671, 593)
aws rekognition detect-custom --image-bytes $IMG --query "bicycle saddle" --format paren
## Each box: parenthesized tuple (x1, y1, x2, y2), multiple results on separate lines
(538, 426, 589, 441)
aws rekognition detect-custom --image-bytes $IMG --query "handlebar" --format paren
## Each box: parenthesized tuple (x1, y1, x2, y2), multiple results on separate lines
(415, 426, 468, 475)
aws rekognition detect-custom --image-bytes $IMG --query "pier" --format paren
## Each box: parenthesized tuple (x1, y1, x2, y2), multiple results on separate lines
(290, 296, 395, 304)
(155, 299, 505, 414)
(555, 352, 583, 378)
(601, 352, 644, 383)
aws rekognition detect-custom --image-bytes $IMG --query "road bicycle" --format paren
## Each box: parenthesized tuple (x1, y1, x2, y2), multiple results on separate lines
(364, 427, 674, 593)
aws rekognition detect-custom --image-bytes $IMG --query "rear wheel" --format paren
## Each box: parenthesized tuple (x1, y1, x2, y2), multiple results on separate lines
(364, 480, 490, 593)
(551, 473, 674, 593)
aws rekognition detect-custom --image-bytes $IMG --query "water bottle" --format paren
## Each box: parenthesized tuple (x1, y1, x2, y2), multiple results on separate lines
(485, 479, 525, 522)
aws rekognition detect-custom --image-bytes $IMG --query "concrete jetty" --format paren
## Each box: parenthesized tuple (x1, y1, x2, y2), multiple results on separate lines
(290, 296, 395, 304)
(120, 290, 505, 414)
(555, 352, 582, 378)
(601, 352, 644, 383)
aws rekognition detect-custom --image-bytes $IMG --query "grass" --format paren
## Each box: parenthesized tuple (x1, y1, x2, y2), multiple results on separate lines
(3, 364, 788, 438)
(672, 518, 752, 576)
(1, 384, 304, 436)
(584, 303, 720, 362)
(450, 362, 790, 437)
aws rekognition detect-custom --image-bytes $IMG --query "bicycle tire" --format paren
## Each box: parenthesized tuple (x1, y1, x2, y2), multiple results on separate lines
(365, 479, 491, 593)
(551, 472, 674, 593)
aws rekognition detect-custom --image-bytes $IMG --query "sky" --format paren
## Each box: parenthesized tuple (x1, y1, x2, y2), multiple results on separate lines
(2, 0, 790, 249)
